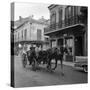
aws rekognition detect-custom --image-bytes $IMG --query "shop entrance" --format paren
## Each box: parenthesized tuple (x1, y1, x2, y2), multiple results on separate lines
(75, 36, 83, 56)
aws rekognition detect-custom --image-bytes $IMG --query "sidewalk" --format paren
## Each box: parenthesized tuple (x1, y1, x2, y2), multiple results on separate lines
(63, 61, 74, 67)
(57, 61, 74, 67)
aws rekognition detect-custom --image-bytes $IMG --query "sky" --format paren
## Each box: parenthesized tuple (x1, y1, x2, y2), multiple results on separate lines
(14, 2, 50, 21)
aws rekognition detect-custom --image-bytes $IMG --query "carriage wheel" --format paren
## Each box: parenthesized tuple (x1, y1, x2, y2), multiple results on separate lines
(49, 59, 57, 70)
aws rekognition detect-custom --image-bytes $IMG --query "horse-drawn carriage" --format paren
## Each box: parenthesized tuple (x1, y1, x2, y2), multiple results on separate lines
(22, 47, 64, 71)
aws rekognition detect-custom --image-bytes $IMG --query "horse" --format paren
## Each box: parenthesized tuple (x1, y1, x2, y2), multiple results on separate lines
(45, 46, 66, 75)
(25, 46, 66, 73)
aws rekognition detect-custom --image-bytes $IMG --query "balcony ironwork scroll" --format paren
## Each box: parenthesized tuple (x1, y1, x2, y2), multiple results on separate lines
(44, 15, 83, 34)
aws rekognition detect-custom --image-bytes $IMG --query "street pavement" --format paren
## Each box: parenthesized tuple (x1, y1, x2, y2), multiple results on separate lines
(14, 55, 88, 88)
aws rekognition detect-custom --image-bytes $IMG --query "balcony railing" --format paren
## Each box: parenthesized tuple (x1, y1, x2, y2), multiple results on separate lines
(44, 15, 84, 34)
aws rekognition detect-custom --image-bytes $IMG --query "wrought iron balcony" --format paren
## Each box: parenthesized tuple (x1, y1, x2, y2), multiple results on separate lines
(44, 15, 84, 34)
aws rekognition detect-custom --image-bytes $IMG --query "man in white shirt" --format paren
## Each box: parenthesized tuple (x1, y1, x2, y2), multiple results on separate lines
(35, 45, 40, 57)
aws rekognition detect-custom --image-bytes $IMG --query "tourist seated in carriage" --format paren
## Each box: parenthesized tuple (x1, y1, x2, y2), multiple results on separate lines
(26, 45, 36, 65)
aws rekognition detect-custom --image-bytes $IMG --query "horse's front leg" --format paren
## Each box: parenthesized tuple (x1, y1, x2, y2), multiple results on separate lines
(54, 58, 57, 69)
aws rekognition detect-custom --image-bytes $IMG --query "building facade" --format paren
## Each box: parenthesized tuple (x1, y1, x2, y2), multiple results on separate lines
(44, 4, 88, 61)
(14, 16, 49, 50)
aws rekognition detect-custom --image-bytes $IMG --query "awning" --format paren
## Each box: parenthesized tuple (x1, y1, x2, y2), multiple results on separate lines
(44, 23, 85, 36)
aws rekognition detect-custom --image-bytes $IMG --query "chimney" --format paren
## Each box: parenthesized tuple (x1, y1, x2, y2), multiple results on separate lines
(41, 16, 44, 19)
(29, 15, 34, 19)
(31, 15, 34, 18)
(19, 16, 22, 21)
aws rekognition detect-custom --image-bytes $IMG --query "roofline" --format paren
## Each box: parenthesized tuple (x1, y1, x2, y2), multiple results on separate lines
(48, 4, 54, 9)
(14, 21, 28, 30)
(48, 4, 58, 10)
(14, 20, 48, 31)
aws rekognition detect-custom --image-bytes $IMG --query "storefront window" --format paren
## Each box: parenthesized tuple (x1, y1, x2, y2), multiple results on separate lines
(66, 39, 73, 47)
(66, 38, 73, 55)
(51, 40, 57, 48)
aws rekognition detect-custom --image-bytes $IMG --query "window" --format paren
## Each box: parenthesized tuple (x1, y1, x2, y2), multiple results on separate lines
(22, 30, 23, 40)
(65, 6, 71, 18)
(24, 29, 27, 40)
(50, 12, 56, 24)
(74, 6, 78, 16)
(68, 7, 71, 17)
(71, 6, 74, 16)
(65, 7, 68, 19)
(18, 32, 19, 41)
(59, 9, 63, 27)
(65, 6, 74, 18)
(51, 40, 57, 48)
(59, 9, 63, 22)
(37, 29, 41, 40)
(65, 38, 73, 55)
(66, 39, 73, 47)
(65, 6, 74, 26)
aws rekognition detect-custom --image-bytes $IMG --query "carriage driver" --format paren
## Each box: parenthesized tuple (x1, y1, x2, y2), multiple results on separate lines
(35, 44, 40, 58)
(22, 44, 27, 55)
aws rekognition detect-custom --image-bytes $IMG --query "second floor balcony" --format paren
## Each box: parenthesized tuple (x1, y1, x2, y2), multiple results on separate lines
(44, 15, 85, 35)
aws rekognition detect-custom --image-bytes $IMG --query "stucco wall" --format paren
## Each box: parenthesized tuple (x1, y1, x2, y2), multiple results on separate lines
(14, 21, 48, 42)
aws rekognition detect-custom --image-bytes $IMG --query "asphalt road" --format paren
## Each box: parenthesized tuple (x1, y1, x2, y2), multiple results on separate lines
(14, 55, 88, 88)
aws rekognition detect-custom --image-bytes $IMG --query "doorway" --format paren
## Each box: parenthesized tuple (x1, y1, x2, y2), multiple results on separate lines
(75, 36, 83, 56)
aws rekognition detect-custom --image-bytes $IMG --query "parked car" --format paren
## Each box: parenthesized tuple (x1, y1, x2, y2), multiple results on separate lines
(74, 56, 88, 72)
